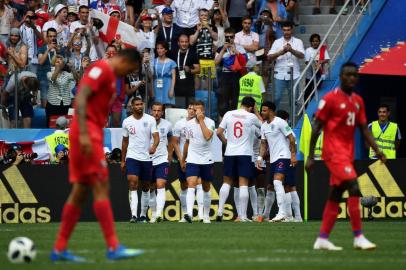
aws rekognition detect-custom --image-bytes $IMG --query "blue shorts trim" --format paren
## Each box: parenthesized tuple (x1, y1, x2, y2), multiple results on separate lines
(223, 155, 253, 180)
(153, 162, 169, 181)
(177, 163, 186, 182)
(126, 158, 152, 182)
(269, 159, 291, 180)
(185, 163, 214, 182)
(284, 165, 296, 187)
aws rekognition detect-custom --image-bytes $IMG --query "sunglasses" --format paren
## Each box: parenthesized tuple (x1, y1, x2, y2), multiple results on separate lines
(73, 41, 82, 46)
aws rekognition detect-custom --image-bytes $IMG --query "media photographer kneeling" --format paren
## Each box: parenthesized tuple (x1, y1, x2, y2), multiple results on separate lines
(1, 144, 38, 165)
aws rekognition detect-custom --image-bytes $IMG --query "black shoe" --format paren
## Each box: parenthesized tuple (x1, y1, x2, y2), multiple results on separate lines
(156, 216, 163, 223)
(329, 7, 337, 14)
(130, 216, 137, 223)
(137, 216, 148, 223)
(184, 214, 192, 223)
(216, 215, 223, 222)
(312, 7, 321, 15)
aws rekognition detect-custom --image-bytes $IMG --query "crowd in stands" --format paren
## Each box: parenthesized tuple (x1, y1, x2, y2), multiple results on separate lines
(0, 0, 339, 129)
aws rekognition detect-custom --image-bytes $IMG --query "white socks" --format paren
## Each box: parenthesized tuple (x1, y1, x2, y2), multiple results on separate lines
(290, 191, 302, 220)
(129, 191, 138, 217)
(264, 190, 275, 219)
(156, 188, 166, 218)
(149, 190, 157, 218)
(239, 186, 249, 220)
(248, 185, 258, 217)
(196, 184, 204, 220)
(218, 183, 231, 216)
(234, 187, 240, 217)
(257, 188, 265, 216)
(273, 180, 286, 216)
(284, 192, 293, 218)
(140, 191, 150, 217)
(180, 189, 187, 216)
(203, 191, 211, 219)
(186, 188, 195, 217)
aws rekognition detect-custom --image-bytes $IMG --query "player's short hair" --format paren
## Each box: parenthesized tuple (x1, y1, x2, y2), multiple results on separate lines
(186, 100, 195, 107)
(131, 96, 143, 104)
(261, 101, 276, 112)
(276, 110, 289, 121)
(378, 104, 390, 112)
(117, 48, 141, 63)
(194, 100, 205, 108)
(241, 96, 256, 108)
(340, 62, 358, 75)
(151, 101, 163, 110)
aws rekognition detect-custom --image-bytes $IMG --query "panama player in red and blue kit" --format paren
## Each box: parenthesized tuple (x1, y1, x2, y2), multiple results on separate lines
(306, 62, 386, 251)
(50, 49, 144, 262)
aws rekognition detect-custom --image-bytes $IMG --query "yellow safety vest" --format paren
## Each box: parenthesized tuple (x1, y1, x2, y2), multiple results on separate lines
(369, 121, 397, 159)
(45, 131, 69, 157)
(314, 131, 323, 160)
(238, 73, 263, 111)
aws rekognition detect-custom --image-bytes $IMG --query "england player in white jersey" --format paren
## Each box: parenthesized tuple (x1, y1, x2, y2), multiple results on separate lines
(172, 103, 196, 222)
(182, 101, 216, 223)
(216, 97, 262, 222)
(121, 97, 159, 223)
(256, 101, 297, 222)
(149, 102, 173, 223)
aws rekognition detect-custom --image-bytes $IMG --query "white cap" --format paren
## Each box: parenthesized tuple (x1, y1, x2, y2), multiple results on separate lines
(54, 4, 67, 16)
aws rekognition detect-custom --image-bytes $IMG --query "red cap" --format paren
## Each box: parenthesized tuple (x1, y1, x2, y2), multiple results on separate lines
(108, 5, 121, 16)
(141, 14, 153, 21)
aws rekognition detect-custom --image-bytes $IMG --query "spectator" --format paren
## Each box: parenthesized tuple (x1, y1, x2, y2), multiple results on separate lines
(156, 7, 181, 52)
(211, 2, 230, 50)
(67, 5, 78, 25)
(66, 32, 91, 73)
(313, 0, 337, 15)
(304, 33, 330, 104)
(1, 71, 39, 128)
(125, 71, 146, 115)
(253, 9, 273, 50)
(38, 28, 64, 108)
(46, 54, 75, 126)
(169, 34, 200, 107)
(225, 0, 253, 32)
(234, 16, 259, 62)
(268, 22, 304, 110)
(42, 4, 70, 48)
(135, 10, 160, 56)
(5, 28, 28, 73)
(27, 0, 49, 30)
(0, 0, 16, 45)
(238, 58, 266, 111)
(90, 0, 127, 20)
(156, 0, 177, 19)
(109, 5, 121, 20)
(70, 5, 99, 62)
(9, 0, 26, 22)
(172, 0, 214, 36)
(215, 27, 247, 116)
(19, 9, 42, 74)
(152, 41, 177, 107)
(53, 143, 68, 164)
(259, 0, 287, 39)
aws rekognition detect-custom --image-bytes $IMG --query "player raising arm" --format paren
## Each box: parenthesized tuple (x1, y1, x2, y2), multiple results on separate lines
(306, 62, 386, 251)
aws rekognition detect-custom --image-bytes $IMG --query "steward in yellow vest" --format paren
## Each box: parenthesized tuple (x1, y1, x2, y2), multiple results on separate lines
(45, 116, 69, 161)
(314, 131, 323, 160)
(238, 60, 265, 111)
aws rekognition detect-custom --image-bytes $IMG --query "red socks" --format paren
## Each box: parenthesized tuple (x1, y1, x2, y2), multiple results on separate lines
(93, 200, 119, 250)
(348, 196, 362, 237)
(54, 203, 81, 252)
(319, 200, 339, 239)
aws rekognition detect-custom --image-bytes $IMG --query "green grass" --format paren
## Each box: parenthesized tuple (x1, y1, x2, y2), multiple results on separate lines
(1, 221, 406, 269)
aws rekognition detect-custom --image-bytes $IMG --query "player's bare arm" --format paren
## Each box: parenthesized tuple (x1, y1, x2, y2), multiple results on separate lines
(150, 132, 159, 154)
(167, 137, 175, 164)
(360, 123, 387, 163)
(172, 136, 184, 166)
(305, 118, 324, 173)
(256, 139, 267, 170)
(216, 127, 227, 145)
(288, 134, 297, 167)
(121, 136, 129, 172)
(76, 85, 93, 155)
(197, 115, 213, 141)
(182, 139, 189, 171)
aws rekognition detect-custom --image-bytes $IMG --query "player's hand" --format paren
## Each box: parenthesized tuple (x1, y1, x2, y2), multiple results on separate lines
(180, 160, 186, 172)
(290, 154, 297, 167)
(79, 133, 92, 156)
(256, 159, 263, 170)
(305, 157, 315, 175)
(120, 161, 126, 173)
(196, 108, 205, 122)
(149, 145, 157, 155)
(376, 150, 387, 163)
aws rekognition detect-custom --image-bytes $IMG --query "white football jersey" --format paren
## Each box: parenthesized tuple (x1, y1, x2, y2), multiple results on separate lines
(219, 109, 261, 156)
(122, 114, 158, 162)
(151, 118, 172, 166)
(260, 116, 293, 163)
(185, 117, 216, 164)
(251, 125, 262, 162)
(172, 117, 188, 155)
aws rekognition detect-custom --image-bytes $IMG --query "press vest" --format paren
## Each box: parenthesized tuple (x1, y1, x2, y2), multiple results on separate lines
(45, 131, 69, 157)
(369, 121, 397, 159)
(238, 73, 263, 111)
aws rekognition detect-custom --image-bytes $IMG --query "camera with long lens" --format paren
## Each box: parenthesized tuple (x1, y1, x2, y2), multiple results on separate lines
(1, 145, 37, 165)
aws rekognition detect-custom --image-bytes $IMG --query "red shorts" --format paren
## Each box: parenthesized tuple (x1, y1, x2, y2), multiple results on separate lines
(69, 132, 108, 185)
(324, 158, 357, 186)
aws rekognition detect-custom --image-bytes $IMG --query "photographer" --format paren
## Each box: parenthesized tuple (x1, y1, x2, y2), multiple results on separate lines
(105, 148, 122, 164)
(19, 9, 42, 74)
(1, 71, 38, 128)
(1, 144, 37, 165)
(52, 144, 68, 164)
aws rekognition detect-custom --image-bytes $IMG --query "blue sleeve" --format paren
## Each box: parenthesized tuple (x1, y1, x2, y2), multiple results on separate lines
(279, 4, 288, 19)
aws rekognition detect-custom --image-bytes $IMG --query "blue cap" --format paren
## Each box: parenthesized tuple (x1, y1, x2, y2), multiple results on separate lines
(55, 144, 66, 154)
(162, 7, 174, 15)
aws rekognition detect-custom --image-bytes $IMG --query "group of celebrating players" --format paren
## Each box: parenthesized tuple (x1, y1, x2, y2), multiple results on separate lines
(49, 49, 386, 263)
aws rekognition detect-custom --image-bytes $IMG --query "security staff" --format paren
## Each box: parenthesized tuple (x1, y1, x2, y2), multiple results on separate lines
(314, 131, 323, 160)
(45, 116, 69, 161)
(238, 59, 266, 111)
(368, 104, 401, 159)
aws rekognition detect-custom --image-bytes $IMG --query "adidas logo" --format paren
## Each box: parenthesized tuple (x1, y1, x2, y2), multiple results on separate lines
(0, 166, 51, 223)
(338, 161, 406, 219)
(147, 179, 234, 221)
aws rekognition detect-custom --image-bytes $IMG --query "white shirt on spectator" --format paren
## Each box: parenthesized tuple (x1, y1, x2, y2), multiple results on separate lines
(0, 5, 14, 35)
(268, 36, 305, 80)
(69, 21, 99, 61)
(172, 0, 214, 28)
(185, 117, 215, 164)
(20, 24, 41, 64)
(234, 31, 259, 48)
(304, 46, 330, 80)
(42, 20, 70, 47)
(151, 118, 172, 166)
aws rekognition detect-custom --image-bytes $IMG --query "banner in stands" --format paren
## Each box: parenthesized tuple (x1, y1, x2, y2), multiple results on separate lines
(308, 159, 406, 220)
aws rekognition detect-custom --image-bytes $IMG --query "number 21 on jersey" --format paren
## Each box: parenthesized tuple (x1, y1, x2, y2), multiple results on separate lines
(346, 112, 355, 126)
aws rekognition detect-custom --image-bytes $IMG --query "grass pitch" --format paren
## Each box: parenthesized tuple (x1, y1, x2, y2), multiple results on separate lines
(1, 221, 405, 269)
